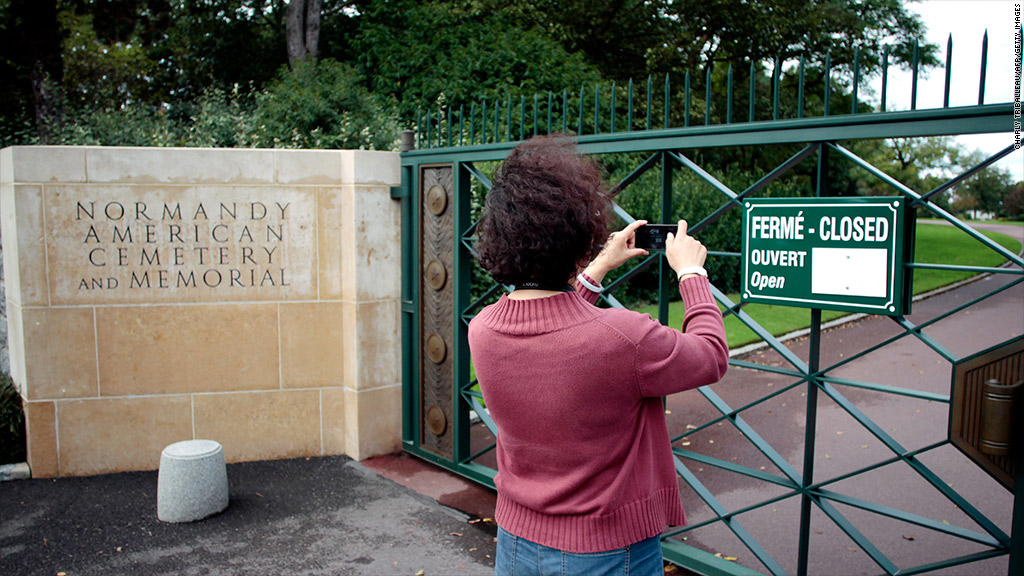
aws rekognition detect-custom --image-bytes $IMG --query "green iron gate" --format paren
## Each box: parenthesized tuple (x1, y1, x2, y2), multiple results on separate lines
(393, 38, 1024, 575)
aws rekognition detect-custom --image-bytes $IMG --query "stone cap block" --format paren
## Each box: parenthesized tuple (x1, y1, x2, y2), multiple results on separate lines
(340, 150, 400, 186)
(2, 147, 88, 184)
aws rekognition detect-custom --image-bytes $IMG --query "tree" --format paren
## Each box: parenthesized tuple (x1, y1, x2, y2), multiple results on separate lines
(2, 0, 67, 143)
(287, 0, 322, 66)
(1004, 182, 1024, 219)
(949, 150, 1015, 217)
(493, 0, 937, 81)
(351, 0, 602, 119)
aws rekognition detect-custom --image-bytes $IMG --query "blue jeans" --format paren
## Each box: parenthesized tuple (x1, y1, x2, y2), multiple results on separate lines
(495, 526, 663, 576)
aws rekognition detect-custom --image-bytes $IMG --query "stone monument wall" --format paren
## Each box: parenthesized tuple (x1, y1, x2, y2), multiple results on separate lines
(0, 146, 402, 477)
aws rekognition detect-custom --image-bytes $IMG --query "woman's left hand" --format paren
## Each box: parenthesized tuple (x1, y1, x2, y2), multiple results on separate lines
(582, 220, 649, 283)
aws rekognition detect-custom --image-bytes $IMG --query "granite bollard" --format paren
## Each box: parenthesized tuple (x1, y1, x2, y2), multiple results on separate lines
(157, 439, 229, 523)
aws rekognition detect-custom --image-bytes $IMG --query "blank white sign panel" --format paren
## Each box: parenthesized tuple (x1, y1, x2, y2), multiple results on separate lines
(811, 247, 889, 298)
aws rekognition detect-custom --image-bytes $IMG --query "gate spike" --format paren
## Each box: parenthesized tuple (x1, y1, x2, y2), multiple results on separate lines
(646, 75, 653, 131)
(798, 54, 806, 118)
(568, 88, 576, 135)
(664, 73, 671, 128)
(520, 95, 526, 141)
(705, 65, 712, 125)
(772, 56, 780, 121)
(494, 98, 500, 143)
(943, 35, 952, 108)
(911, 40, 919, 111)
(823, 52, 831, 116)
(881, 46, 889, 112)
(749, 60, 756, 123)
(578, 86, 585, 135)
(851, 48, 860, 115)
(628, 78, 634, 131)
(978, 30, 988, 105)
(727, 63, 733, 124)
(684, 71, 690, 127)
(547, 92, 553, 134)
(610, 82, 617, 133)
(533, 93, 539, 136)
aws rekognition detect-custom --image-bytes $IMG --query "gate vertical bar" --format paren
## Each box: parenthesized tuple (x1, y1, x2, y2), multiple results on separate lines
(658, 151, 674, 325)
(399, 132, 418, 448)
(798, 143, 829, 576)
(453, 161, 473, 466)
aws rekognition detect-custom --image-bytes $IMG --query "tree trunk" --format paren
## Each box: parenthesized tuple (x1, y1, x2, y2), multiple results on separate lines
(286, 0, 321, 66)
(286, 0, 305, 66)
(31, 62, 65, 144)
(20, 0, 66, 143)
(304, 0, 321, 61)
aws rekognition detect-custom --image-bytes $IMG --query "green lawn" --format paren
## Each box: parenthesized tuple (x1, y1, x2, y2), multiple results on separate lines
(636, 222, 1022, 349)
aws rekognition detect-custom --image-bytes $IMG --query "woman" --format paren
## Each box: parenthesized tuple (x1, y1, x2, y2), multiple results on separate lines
(468, 135, 729, 575)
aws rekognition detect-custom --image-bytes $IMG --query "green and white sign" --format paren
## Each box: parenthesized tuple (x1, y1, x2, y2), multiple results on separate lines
(741, 197, 914, 316)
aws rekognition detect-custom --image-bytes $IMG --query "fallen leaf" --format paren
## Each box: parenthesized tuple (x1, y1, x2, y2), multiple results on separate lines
(469, 548, 478, 552)
(468, 519, 482, 524)
(664, 565, 679, 573)
(724, 556, 738, 561)
(686, 424, 697, 430)
(483, 517, 493, 523)
(665, 410, 672, 414)
(846, 546, 858, 552)
(116, 546, 122, 552)
(415, 570, 425, 576)
(836, 431, 844, 435)
(709, 440, 715, 444)
(902, 535, 915, 541)
(825, 454, 831, 459)
(450, 532, 463, 537)
(681, 441, 691, 446)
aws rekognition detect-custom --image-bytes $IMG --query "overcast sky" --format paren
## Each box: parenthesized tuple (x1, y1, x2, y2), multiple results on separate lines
(882, 0, 1023, 181)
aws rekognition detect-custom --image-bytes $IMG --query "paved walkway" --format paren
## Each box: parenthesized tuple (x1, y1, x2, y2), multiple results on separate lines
(0, 456, 498, 576)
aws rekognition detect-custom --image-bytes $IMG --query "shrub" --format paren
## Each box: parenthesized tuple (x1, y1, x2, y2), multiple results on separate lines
(251, 59, 399, 150)
(0, 372, 26, 465)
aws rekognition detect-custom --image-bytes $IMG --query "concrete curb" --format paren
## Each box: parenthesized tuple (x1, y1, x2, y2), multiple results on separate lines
(0, 462, 30, 481)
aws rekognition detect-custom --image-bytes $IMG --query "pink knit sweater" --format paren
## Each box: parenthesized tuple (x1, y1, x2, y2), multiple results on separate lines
(467, 276, 729, 553)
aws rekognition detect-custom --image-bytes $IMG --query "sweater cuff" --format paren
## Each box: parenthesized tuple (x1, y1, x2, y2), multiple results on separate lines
(678, 275, 713, 306)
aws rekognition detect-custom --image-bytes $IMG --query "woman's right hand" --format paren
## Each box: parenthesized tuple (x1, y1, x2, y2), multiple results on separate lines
(665, 220, 707, 277)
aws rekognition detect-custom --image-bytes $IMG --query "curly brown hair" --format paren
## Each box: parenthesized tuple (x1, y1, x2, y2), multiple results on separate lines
(475, 135, 611, 286)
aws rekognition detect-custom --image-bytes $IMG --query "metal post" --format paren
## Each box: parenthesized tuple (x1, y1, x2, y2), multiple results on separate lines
(1009, 392, 1024, 575)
